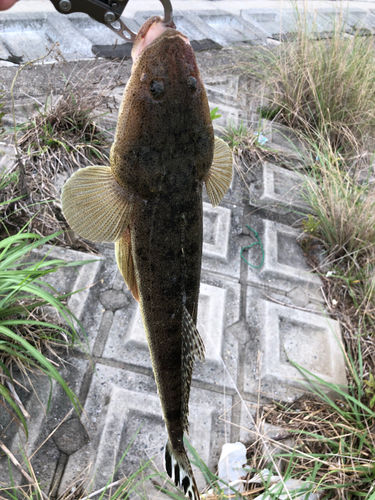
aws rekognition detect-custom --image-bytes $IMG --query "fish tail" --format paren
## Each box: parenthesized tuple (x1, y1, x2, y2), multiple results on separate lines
(163, 440, 200, 500)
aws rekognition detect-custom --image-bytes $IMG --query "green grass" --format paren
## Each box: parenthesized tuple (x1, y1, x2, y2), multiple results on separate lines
(219, 8, 375, 497)
(146, 358, 375, 498)
(0, 172, 98, 436)
(0, 228, 87, 433)
(240, 7, 375, 154)
(222, 121, 250, 149)
(300, 138, 375, 325)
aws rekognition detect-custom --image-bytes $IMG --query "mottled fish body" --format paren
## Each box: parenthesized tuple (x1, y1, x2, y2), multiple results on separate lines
(62, 17, 233, 500)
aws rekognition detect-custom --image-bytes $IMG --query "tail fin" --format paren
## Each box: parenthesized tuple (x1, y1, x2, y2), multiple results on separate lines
(163, 440, 200, 500)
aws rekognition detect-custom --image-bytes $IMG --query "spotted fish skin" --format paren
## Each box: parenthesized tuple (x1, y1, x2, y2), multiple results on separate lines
(61, 17, 233, 500)
(113, 27, 213, 500)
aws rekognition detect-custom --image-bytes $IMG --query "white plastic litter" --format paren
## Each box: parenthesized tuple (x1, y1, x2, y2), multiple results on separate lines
(254, 132, 269, 145)
(217, 442, 247, 494)
(247, 468, 280, 486)
(253, 478, 321, 500)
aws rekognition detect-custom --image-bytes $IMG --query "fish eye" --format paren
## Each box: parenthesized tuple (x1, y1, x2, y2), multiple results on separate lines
(187, 76, 197, 92)
(150, 80, 164, 98)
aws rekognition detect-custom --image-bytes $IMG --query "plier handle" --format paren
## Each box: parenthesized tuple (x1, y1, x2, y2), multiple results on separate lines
(49, 0, 173, 42)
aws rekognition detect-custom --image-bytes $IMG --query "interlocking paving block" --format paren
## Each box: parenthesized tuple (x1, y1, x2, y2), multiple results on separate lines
(29, 245, 104, 351)
(194, 10, 263, 45)
(240, 9, 298, 41)
(135, 10, 221, 45)
(0, 12, 93, 61)
(203, 202, 231, 260)
(102, 275, 241, 391)
(244, 217, 324, 306)
(67, 13, 140, 46)
(248, 162, 309, 216)
(59, 364, 233, 492)
(0, 356, 89, 490)
(268, 122, 307, 154)
(134, 9, 245, 48)
(202, 202, 242, 280)
(205, 75, 240, 106)
(238, 401, 258, 445)
(205, 76, 249, 132)
(244, 290, 347, 402)
(317, 7, 375, 35)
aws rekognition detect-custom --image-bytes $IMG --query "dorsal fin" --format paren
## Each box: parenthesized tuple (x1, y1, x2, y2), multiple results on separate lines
(115, 229, 139, 302)
(61, 166, 132, 242)
(181, 305, 205, 433)
(204, 136, 233, 208)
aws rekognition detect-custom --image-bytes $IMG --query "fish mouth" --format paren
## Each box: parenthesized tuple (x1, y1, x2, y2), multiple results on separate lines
(132, 17, 189, 62)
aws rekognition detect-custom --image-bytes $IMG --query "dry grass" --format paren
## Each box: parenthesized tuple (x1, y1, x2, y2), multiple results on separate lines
(1, 61, 120, 249)
(222, 9, 375, 496)
(239, 9, 375, 155)
(297, 138, 375, 393)
(244, 395, 375, 499)
(222, 121, 303, 192)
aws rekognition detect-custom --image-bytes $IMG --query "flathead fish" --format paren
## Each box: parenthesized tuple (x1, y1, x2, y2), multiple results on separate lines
(61, 16, 233, 500)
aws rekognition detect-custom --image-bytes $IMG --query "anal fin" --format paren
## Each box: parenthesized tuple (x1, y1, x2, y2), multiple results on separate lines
(181, 306, 205, 433)
(203, 136, 233, 208)
(115, 229, 139, 302)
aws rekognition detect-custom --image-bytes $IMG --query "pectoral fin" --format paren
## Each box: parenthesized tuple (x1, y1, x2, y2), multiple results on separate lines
(204, 136, 233, 208)
(181, 306, 205, 433)
(62, 166, 132, 242)
(115, 229, 139, 302)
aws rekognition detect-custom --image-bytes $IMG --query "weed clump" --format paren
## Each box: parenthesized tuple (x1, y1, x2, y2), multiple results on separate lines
(219, 10, 375, 497)
(2, 62, 118, 247)
(242, 11, 375, 154)
(0, 177, 90, 438)
(18, 77, 111, 172)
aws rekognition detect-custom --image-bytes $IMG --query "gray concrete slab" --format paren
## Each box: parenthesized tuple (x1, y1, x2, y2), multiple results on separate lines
(5, 2, 375, 65)
(102, 276, 240, 392)
(316, 7, 375, 34)
(59, 364, 233, 493)
(244, 290, 346, 402)
(193, 9, 263, 45)
(244, 217, 324, 307)
(0, 356, 89, 491)
(29, 245, 105, 352)
(9, 0, 375, 17)
(248, 162, 310, 216)
(202, 202, 242, 280)
(0, 20, 350, 496)
(0, 12, 93, 61)
(241, 9, 298, 41)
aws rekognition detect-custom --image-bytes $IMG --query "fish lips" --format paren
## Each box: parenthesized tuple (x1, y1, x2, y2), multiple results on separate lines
(132, 18, 190, 63)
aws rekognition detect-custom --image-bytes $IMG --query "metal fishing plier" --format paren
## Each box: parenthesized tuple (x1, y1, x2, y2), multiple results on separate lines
(49, 0, 173, 42)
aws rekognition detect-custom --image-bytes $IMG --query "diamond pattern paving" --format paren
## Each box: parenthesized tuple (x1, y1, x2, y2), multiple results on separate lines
(0, 16, 349, 494)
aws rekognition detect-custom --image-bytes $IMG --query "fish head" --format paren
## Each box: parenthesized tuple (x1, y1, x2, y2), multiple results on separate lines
(111, 17, 214, 197)
(131, 15, 176, 62)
